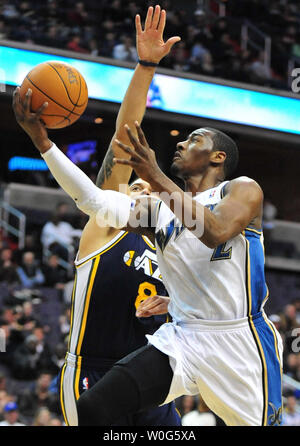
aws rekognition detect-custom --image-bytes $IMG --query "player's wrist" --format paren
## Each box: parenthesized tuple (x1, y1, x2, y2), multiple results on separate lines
(147, 167, 165, 191)
(33, 137, 53, 153)
(138, 59, 159, 67)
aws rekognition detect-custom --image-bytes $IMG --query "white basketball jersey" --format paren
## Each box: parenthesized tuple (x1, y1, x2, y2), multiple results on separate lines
(154, 181, 268, 322)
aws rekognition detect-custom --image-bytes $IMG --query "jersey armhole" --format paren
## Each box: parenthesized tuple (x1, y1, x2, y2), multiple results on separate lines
(154, 200, 162, 227)
(220, 181, 230, 199)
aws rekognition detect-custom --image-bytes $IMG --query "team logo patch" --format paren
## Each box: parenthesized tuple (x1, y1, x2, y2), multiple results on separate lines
(82, 377, 89, 390)
(123, 249, 162, 281)
(268, 402, 282, 426)
(209, 189, 216, 198)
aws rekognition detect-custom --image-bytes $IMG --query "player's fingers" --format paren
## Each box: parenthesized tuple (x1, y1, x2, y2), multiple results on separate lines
(135, 121, 150, 148)
(113, 157, 138, 167)
(157, 9, 166, 35)
(137, 296, 162, 312)
(151, 4, 161, 29)
(115, 138, 139, 157)
(144, 6, 154, 30)
(12, 87, 21, 112)
(125, 125, 146, 155)
(36, 101, 48, 118)
(151, 303, 169, 315)
(164, 36, 181, 54)
(136, 303, 167, 317)
(23, 88, 32, 114)
(135, 14, 142, 34)
(136, 310, 152, 318)
(13, 88, 26, 121)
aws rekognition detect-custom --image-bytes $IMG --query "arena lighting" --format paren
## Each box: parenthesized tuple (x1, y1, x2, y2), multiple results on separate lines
(170, 130, 180, 136)
(1, 44, 300, 135)
(8, 156, 48, 171)
(94, 117, 103, 124)
(8, 140, 97, 171)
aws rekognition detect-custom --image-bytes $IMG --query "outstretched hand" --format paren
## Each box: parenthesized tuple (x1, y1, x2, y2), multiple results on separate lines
(136, 5, 181, 64)
(114, 122, 163, 187)
(12, 87, 51, 153)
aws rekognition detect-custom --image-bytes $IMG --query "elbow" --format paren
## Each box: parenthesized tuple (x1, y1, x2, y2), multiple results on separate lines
(201, 239, 220, 249)
(200, 231, 227, 249)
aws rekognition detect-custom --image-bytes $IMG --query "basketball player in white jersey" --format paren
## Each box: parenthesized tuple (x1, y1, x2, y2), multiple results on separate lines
(12, 10, 283, 426)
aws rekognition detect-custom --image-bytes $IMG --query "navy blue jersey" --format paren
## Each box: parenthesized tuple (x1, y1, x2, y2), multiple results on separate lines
(67, 231, 168, 360)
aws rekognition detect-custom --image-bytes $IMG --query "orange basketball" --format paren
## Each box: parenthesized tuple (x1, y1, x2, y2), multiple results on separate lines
(19, 61, 88, 129)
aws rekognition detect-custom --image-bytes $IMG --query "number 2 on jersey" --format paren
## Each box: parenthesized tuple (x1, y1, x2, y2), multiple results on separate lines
(210, 242, 232, 261)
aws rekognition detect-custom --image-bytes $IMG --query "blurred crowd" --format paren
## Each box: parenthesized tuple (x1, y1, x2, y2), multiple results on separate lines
(0, 202, 80, 426)
(0, 0, 299, 91)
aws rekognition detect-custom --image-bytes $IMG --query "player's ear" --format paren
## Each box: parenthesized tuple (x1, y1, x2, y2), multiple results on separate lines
(210, 150, 226, 166)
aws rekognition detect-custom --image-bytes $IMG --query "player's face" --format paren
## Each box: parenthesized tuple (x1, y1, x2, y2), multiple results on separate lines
(129, 179, 156, 198)
(171, 128, 214, 179)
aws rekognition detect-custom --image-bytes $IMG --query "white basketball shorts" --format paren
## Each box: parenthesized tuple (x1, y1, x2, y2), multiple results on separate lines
(147, 311, 283, 426)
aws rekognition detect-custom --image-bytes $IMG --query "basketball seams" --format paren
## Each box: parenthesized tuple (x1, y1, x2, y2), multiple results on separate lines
(62, 74, 88, 127)
(26, 75, 81, 117)
(46, 62, 87, 108)
(41, 113, 71, 128)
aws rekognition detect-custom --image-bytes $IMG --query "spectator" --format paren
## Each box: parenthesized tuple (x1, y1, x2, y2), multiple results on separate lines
(263, 198, 278, 252)
(16, 251, 45, 289)
(66, 34, 89, 53)
(88, 38, 99, 56)
(0, 390, 11, 420)
(11, 334, 48, 380)
(18, 301, 40, 332)
(0, 20, 8, 39)
(171, 41, 190, 72)
(41, 211, 82, 262)
(42, 254, 68, 289)
(189, 37, 211, 71)
(0, 248, 19, 285)
(49, 417, 63, 426)
(59, 307, 71, 341)
(0, 372, 6, 392)
(32, 406, 53, 426)
(280, 303, 299, 333)
(100, 31, 117, 58)
(66, 2, 89, 27)
(50, 342, 67, 375)
(284, 353, 300, 381)
(282, 394, 300, 426)
(18, 372, 61, 421)
(38, 25, 63, 49)
(247, 50, 273, 85)
(181, 395, 217, 426)
(113, 35, 138, 62)
(176, 395, 197, 417)
(0, 402, 26, 426)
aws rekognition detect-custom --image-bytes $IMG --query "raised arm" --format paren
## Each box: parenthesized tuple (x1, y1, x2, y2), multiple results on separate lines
(96, 5, 180, 191)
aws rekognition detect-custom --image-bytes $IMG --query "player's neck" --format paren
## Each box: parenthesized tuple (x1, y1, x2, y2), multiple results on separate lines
(184, 171, 224, 195)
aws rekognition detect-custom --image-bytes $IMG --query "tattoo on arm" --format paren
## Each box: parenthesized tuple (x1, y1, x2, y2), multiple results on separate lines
(96, 144, 115, 187)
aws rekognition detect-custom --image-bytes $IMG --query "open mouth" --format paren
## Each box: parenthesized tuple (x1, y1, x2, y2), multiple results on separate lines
(173, 151, 182, 160)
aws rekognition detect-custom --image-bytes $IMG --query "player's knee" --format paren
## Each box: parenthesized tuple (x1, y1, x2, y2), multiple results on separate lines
(76, 389, 108, 426)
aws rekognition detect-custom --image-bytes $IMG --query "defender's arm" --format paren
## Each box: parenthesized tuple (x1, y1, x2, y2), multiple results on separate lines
(96, 6, 180, 192)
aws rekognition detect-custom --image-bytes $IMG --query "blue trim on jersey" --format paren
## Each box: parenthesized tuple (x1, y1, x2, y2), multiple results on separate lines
(252, 316, 283, 425)
(244, 229, 268, 316)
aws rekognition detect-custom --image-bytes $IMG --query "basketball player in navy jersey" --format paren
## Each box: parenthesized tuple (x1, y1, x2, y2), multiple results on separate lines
(13, 6, 181, 426)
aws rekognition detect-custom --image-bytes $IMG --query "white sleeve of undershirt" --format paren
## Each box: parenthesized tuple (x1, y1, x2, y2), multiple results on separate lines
(41, 143, 135, 228)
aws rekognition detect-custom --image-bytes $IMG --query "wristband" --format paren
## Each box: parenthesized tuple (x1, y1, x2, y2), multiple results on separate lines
(138, 59, 158, 67)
